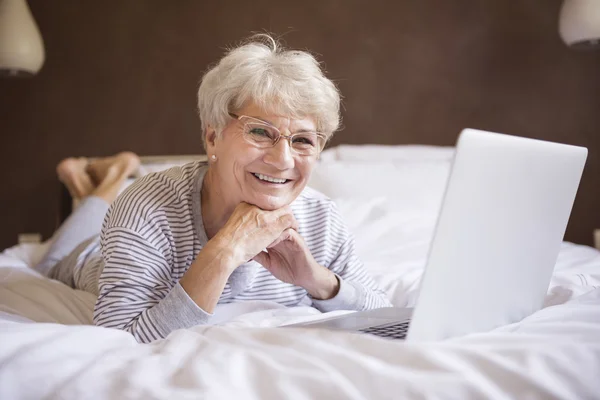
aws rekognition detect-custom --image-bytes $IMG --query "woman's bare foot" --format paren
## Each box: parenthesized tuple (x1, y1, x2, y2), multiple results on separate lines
(88, 152, 140, 203)
(56, 157, 95, 199)
(86, 152, 140, 184)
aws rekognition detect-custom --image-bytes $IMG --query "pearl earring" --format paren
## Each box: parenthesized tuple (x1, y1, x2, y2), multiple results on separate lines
(210, 154, 217, 162)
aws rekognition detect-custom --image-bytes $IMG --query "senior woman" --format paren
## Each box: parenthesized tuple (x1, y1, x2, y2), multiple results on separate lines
(36, 35, 391, 343)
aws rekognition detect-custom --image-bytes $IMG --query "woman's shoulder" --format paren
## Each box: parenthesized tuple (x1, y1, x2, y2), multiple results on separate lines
(293, 186, 350, 244)
(104, 161, 206, 230)
(131, 160, 205, 196)
(139, 160, 206, 186)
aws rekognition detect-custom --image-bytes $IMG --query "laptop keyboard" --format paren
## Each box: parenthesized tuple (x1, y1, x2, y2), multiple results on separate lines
(359, 320, 411, 340)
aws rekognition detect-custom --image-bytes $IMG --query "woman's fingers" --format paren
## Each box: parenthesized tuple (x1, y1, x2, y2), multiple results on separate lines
(246, 203, 296, 231)
(252, 205, 297, 239)
(220, 202, 299, 264)
(267, 229, 293, 249)
(269, 206, 297, 230)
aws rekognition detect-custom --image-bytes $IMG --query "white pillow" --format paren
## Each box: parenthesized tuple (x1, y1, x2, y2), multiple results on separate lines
(309, 160, 451, 216)
(320, 144, 455, 163)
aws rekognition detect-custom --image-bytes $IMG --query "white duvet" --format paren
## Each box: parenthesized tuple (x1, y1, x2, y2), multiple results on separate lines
(1, 145, 600, 399)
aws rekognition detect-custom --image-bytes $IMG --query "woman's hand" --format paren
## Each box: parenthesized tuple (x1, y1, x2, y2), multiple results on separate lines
(253, 228, 340, 300)
(210, 202, 298, 269)
(182, 203, 296, 314)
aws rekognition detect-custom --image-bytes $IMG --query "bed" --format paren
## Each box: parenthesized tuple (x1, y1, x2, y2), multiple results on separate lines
(1, 145, 600, 399)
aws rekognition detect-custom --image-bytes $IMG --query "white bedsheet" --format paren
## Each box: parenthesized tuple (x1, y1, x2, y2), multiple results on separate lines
(1, 145, 600, 399)
(1, 291, 599, 400)
(1, 207, 600, 399)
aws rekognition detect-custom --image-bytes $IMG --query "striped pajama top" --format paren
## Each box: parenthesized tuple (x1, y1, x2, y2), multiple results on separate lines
(78, 161, 390, 343)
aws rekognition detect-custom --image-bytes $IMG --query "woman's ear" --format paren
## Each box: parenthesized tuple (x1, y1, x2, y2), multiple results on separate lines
(205, 126, 218, 153)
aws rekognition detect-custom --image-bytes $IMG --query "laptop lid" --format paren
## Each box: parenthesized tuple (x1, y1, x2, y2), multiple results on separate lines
(407, 129, 587, 341)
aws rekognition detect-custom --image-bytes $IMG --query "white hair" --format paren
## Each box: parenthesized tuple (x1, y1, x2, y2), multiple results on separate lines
(197, 34, 341, 149)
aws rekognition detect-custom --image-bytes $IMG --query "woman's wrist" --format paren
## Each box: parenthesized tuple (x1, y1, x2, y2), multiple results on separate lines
(179, 238, 239, 313)
(203, 236, 240, 273)
(304, 267, 340, 300)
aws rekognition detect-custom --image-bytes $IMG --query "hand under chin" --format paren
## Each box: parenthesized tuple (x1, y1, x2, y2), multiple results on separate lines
(247, 195, 293, 211)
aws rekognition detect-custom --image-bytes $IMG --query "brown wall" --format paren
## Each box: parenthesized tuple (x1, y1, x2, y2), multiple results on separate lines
(0, 1, 599, 249)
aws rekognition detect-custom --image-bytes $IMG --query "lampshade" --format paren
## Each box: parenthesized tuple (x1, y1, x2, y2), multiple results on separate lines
(0, 0, 45, 76)
(559, 0, 600, 49)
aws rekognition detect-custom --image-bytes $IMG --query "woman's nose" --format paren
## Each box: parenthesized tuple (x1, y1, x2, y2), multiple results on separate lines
(263, 137, 295, 170)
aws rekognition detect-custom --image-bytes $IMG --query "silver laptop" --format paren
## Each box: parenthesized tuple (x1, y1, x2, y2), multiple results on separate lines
(288, 128, 587, 342)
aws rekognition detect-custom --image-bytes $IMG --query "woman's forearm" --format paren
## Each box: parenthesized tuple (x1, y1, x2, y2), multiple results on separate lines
(179, 239, 237, 313)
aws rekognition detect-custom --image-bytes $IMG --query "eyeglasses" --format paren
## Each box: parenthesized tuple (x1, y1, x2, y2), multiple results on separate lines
(229, 113, 327, 156)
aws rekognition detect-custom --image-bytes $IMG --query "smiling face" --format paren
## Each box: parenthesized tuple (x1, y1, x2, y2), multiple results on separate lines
(205, 102, 320, 211)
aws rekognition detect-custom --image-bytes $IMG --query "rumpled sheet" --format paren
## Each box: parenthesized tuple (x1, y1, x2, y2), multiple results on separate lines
(1, 289, 599, 399)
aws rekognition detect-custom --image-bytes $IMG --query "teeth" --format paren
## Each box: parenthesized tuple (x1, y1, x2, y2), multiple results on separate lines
(254, 173, 286, 184)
